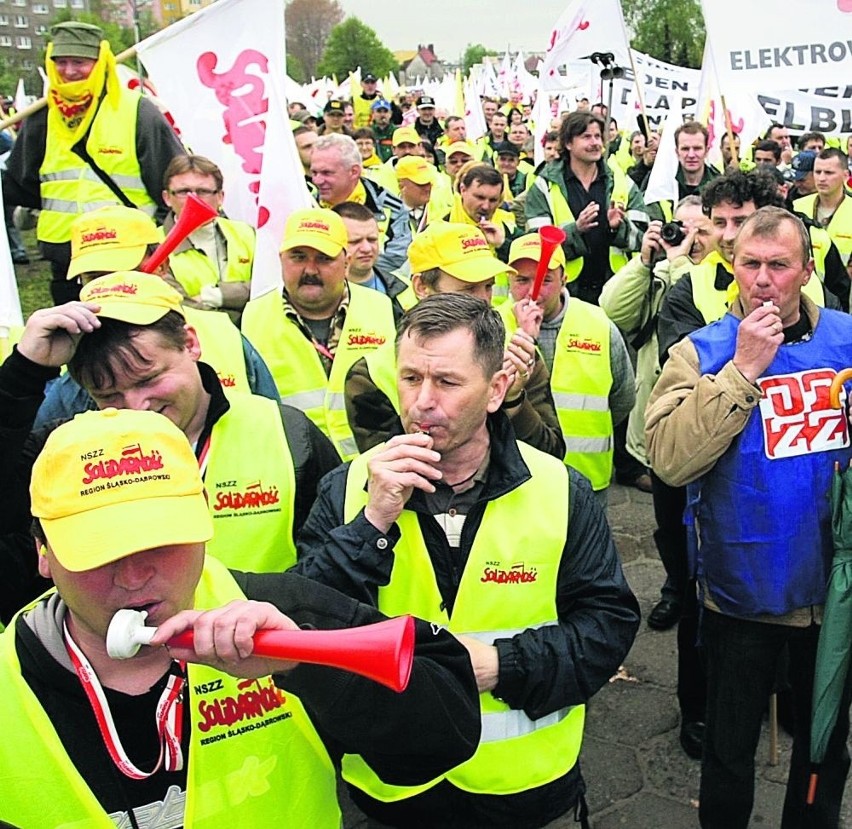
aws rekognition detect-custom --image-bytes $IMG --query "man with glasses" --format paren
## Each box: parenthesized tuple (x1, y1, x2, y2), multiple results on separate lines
(162, 154, 255, 324)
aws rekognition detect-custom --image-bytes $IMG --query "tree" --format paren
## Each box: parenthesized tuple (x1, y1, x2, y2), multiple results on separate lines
(286, 0, 344, 82)
(622, 0, 705, 68)
(462, 43, 498, 75)
(317, 18, 398, 81)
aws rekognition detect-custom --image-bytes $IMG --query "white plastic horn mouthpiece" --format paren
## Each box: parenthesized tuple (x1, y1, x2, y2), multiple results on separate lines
(106, 608, 158, 659)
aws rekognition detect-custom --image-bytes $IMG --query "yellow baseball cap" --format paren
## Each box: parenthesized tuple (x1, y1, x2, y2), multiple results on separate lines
(31, 408, 213, 572)
(444, 141, 476, 158)
(280, 208, 348, 258)
(392, 126, 421, 147)
(408, 222, 515, 283)
(80, 271, 186, 325)
(67, 207, 163, 280)
(508, 232, 567, 270)
(395, 156, 436, 185)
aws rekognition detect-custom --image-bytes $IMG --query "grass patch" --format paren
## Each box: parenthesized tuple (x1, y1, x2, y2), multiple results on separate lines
(13, 229, 52, 319)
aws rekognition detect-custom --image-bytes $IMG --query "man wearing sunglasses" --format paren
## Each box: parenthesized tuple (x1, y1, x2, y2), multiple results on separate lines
(162, 154, 256, 324)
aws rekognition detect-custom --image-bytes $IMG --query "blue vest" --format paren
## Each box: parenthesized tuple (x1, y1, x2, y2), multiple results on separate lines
(690, 309, 852, 616)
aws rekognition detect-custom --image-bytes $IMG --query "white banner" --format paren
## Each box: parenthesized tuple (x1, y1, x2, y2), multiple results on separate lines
(695, 39, 771, 168)
(757, 87, 852, 136)
(610, 51, 701, 133)
(701, 0, 852, 93)
(136, 0, 311, 299)
(538, 0, 631, 94)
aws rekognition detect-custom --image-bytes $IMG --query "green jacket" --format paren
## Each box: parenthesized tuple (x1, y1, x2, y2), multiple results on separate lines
(525, 157, 647, 265)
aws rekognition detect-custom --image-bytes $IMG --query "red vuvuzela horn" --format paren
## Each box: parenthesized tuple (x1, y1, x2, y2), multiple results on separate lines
(107, 609, 416, 692)
(139, 193, 218, 274)
(529, 225, 567, 301)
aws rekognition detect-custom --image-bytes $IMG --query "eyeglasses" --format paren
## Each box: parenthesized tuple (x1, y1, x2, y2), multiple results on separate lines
(168, 188, 220, 198)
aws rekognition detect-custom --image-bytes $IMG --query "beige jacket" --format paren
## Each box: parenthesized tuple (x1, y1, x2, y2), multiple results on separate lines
(644, 296, 824, 625)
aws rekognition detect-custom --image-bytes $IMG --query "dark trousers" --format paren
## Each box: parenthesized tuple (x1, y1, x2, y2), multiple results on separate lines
(700, 610, 851, 829)
(613, 417, 647, 484)
(650, 471, 706, 720)
(651, 470, 688, 600)
(40, 240, 79, 304)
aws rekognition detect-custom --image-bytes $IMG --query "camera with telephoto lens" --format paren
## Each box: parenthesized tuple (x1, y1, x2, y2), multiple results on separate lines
(660, 220, 686, 246)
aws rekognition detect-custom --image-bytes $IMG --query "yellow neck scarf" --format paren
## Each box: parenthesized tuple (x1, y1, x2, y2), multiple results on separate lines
(321, 179, 367, 209)
(46, 40, 120, 143)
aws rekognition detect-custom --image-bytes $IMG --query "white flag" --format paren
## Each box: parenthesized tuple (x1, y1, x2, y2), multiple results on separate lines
(136, 0, 311, 299)
(464, 75, 488, 142)
(13, 78, 27, 114)
(701, 0, 852, 93)
(538, 0, 631, 93)
(0, 185, 23, 337)
(643, 98, 683, 207)
(697, 39, 772, 169)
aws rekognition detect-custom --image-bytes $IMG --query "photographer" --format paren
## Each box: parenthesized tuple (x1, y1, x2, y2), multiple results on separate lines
(600, 195, 716, 499)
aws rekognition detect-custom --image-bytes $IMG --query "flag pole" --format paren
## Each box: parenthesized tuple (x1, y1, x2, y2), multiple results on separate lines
(719, 93, 739, 168)
(627, 49, 650, 135)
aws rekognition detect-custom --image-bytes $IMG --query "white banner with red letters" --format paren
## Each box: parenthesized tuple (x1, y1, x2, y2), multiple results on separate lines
(136, 0, 311, 299)
(537, 0, 631, 92)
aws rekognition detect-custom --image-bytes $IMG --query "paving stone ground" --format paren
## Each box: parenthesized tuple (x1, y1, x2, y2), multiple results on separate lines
(341, 483, 852, 828)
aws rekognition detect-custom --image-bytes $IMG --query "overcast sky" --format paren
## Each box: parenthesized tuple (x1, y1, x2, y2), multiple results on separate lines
(336, 0, 572, 62)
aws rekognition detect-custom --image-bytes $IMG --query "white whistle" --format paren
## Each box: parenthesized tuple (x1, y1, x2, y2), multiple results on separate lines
(106, 608, 158, 659)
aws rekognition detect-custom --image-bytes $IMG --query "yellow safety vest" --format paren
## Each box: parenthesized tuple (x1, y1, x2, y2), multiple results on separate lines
(353, 95, 373, 129)
(38, 90, 156, 243)
(692, 252, 824, 324)
(241, 283, 397, 459)
(0, 325, 23, 362)
(501, 301, 613, 490)
(795, 193, 852, 265)
(205, 393, 297, 571)
(394, 279, 419, 310)
(808, 225, 832, 281)
(170, 218, 255, 298)
(340, 442, 584, 799)
(531, 169, 632, 283)
(183, 306, 251, 396)
(363, 341, 400, 412)
(0, 557, 339, 828)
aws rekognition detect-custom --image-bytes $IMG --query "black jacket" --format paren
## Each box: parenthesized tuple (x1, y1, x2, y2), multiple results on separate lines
(293, 412, 640, 827)
(11, 572, 479, 820)
(658, 261, 844, 365)
(0, 349, 340, 624)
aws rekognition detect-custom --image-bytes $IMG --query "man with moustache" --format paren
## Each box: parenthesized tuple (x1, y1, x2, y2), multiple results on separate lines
(242, 207, 397, 460)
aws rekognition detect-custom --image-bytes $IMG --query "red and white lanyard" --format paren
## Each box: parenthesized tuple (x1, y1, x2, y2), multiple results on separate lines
(63, 621, 186, 779)
(197, 433, 212, 479)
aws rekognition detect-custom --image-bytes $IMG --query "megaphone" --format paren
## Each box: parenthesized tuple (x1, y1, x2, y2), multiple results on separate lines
(107, 609, 416, 693)
(529, 225, 567, 301)
(139, 193, 219, 274)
